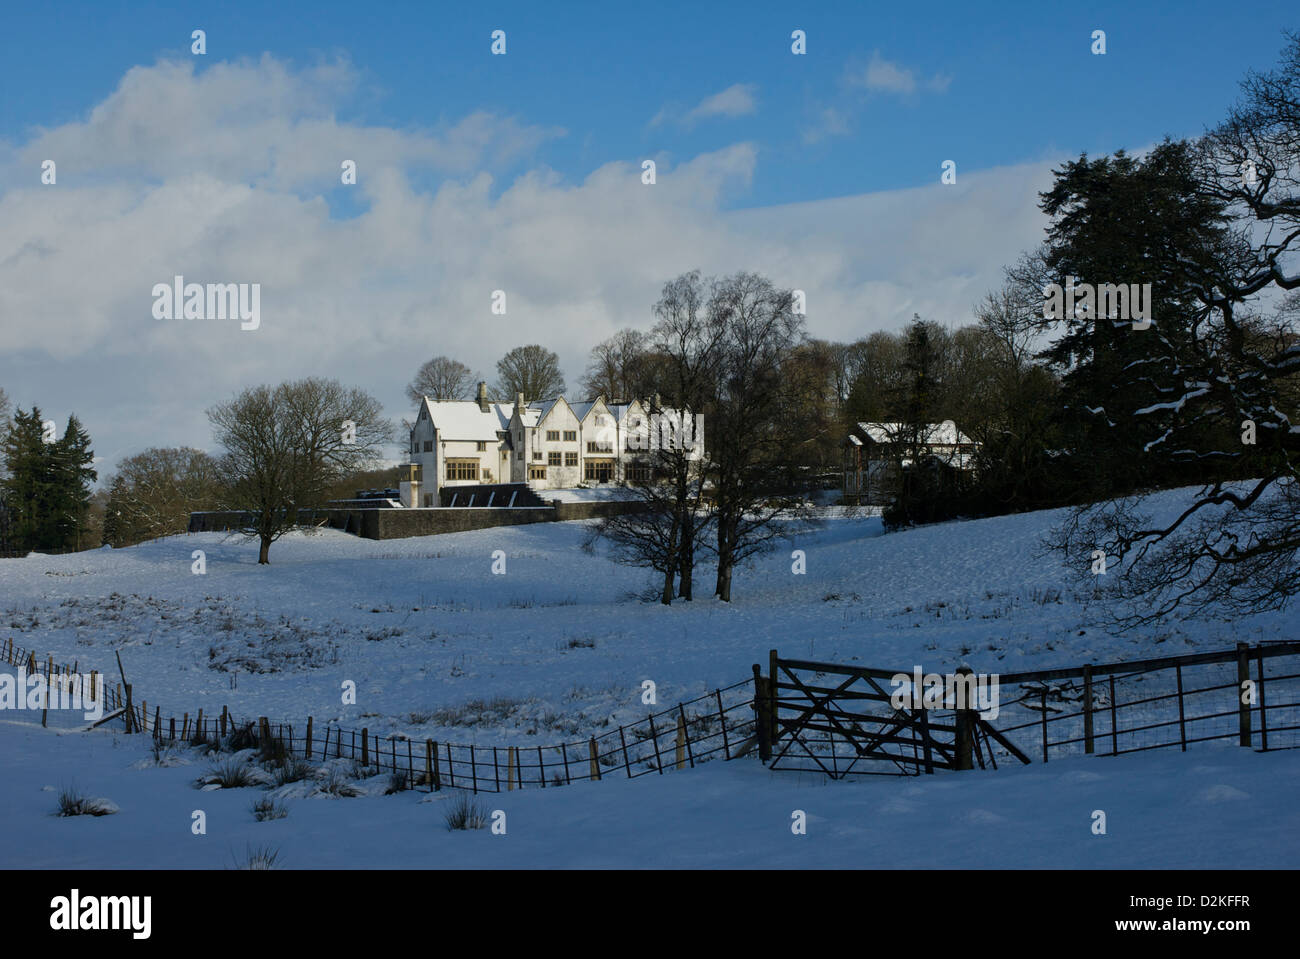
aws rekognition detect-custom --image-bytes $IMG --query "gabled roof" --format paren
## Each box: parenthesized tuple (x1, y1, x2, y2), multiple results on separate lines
(854, 420, 974, 446)
(420, 398, 514, 441)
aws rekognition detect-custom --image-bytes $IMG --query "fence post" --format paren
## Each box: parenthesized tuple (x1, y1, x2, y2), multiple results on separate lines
(619, 726, 632, 778)
(507, 746, 516, 790)
(472, 745, 479, 794)
(954, 666, 976, 771)
(589, 737, 601, 781)
(90, 670, 97, 703)
(1082, 664, 1094, 755)
(678, 704, 695, 768)
(752, 664, 771, 763)
(716, 689, 731, 760)
(1109, 674, 1118, 755)
(221, 705, 228, 738)
(305, 717, 313, 758)
(446, 743, 455, 788)
(170, 716, 176, 741)
(768, 649, 780, 744)
(431, 740, 441, 791)
(561, 742, 572, 784)
(1237, 643, 1252, 747)
(361, 728, 368, 767)
(648, 714, 663, 774)
(153, 706, 160, 740)
(425, 740, 435, 790)
(1039, 689, 1048, 762)
(124, 684, 134, 733)
(1256, 651, 1269, 751)
(1175, 664, 1187, 751)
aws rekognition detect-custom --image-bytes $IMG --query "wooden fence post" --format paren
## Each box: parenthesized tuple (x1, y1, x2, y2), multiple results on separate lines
(90, 671, 97, 703)
(507, 746, 516, 790)
(124, 684, 134, 733)
(1237, 643, 1252, 747)
(561, 742, 572, 784)
(153, 706, 160, 739)
(221, 706, 228, 738)
(471, 744, 479, 793)
(1256, 651, 1269, 751)
(425, 740, 434, 790)
(752, 664, 771, 762)
(768, 649, 780, 744)
(361, 728, 368, 766)
(619, 726, 632, 778)
(170, 716, 176, 741)
(648, 714, 663, 774)
(716, 689, 731, 760)
(1175, 664, 1187, 751)
(589, 737, 601, 781)
(677, 705, 694, 768)
(1082, 664, 1094, 755)
(305, 717, 313, 758)
(431, 740, 441, 791)
(446, 743, 455, 788)
(1039, 689, 1048, 762)
(536, 746, 544, 788)
(1109, 674, 1118, 755)
(953, 666, 975, 771)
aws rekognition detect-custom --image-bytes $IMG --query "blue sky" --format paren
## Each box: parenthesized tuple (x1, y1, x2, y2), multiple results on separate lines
(0, 2, 1296, 473)
(5, 1, 1292, 208)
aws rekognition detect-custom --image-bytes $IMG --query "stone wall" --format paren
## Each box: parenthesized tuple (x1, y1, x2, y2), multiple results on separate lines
(189, 497, 647, 540)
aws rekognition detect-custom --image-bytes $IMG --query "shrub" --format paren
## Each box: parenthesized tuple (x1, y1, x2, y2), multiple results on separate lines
(205, 757, 255, 788)
(444, 792, 487, 831)
(273, 759, 313, 787)
(251, 797, 288, 822)
(233, 844, 281, 870)
(316, 766, 361, 798)
(55, 787, 118, 817)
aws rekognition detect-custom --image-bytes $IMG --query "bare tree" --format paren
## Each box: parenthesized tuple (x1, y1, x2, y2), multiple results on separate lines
(208, 378, 394, 563)
(579, 329, 652, 401)
(406, 356, 477, 404)
(103, 447, 221, 546)
(588, 272, 719, 603)
(706, 271, 813, 602)
(494, 345, 566, 403)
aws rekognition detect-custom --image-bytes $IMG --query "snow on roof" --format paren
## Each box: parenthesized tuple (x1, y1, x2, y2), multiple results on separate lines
(421, 399, 514, 441)
(855, 420, 974, 446)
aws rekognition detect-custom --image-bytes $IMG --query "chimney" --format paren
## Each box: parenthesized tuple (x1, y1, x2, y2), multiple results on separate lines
(516, 391, 525, 412)
(653, 392, 662, 410)
(476, 381, 489, 413)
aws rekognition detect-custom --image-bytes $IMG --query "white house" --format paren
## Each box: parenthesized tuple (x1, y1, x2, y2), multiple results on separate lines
(842, 419, 978, 503)
(403, 382, 704, 505)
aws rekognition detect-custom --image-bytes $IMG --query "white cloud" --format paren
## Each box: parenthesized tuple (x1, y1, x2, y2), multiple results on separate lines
(0, 56, 1049, 476)
(651, 83, 758, 128)
(847, 51, 951, 97)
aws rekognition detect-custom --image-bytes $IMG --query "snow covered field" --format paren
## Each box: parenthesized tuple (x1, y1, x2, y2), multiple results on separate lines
(1, 486, 1296, 868)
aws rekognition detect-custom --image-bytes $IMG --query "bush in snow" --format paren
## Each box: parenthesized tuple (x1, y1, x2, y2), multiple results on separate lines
(55, 787, 118, 817)
(444, 792, 487, 831)
(251, 797, 288, 822)
(203, 758, 256, 788)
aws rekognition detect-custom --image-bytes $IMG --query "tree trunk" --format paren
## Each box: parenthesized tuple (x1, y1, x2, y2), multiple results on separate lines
(660, 566, 675, 605)
(677, 510, 694, 600)
(715, 513, 734, 602)
(258, 535, 271, 565)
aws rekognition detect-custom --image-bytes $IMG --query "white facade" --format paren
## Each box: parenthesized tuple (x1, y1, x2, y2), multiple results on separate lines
(406, 385, 704, 503)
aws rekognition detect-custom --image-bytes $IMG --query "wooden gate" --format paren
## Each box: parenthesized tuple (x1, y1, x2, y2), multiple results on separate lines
(758, 652, 1028, 777)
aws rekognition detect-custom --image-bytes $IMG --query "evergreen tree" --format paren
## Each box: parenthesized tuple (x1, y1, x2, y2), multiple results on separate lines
(1031, 140, 1237, 499)
(0, 407, 96, 552)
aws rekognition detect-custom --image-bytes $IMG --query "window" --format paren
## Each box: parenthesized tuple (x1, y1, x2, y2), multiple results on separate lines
(423, 493, 434, 506)
(563, 430, 577, 442)
(476, 441, 487, 452)
(445, 459, 479, 481)
(533, 450, 543, 461)
(565, 452, 578, 467)
(529, 466, 547, 480)
(586, 441, 613, 453)
(548, 452, 562, 466)
(585, 460, 614, 482)
(546, 430, 560, 441)
(627, 463, 652, 484)
(423, 440, 433, 452)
